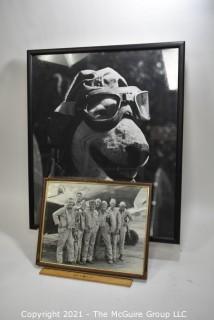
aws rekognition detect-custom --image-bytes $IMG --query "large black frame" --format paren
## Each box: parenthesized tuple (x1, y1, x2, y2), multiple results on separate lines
(27, 41, 185, 243)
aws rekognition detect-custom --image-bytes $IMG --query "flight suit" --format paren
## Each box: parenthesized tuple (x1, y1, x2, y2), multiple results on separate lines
(107, 207, 121, 261)
(82, 208, 99, 262)
(52, 207, 75, 263)
(118, 209, 132, 258)
(73, 210, 85, 263)
(96, 210, 115, 262)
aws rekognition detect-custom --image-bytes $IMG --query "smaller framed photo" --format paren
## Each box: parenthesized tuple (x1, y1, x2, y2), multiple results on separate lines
(36, 178, 152, 279)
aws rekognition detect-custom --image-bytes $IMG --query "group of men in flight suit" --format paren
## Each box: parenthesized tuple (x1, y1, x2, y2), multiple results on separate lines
(52, 192, 133, 265)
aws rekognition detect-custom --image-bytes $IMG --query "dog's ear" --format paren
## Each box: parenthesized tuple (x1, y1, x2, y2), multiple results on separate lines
(65, 70, 96, 102)
(54, 70, 96, 117)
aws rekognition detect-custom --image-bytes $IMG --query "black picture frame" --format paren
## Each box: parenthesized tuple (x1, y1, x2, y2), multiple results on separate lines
(27, 41, 185, 243)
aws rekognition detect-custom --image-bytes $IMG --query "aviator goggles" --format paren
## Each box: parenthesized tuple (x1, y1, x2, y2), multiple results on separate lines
(80, 86, 150, 131)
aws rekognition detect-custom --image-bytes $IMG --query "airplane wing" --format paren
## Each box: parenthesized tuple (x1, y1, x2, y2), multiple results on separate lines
(45, 183, 148, 233)
(47, 183, 139, 206)
(129, 188, 148, 217)
(128, 206, 146, 217)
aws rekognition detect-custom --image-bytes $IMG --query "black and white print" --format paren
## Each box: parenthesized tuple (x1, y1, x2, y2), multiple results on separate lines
(28, 43, 185, 243)
(37, 180, 151, 279)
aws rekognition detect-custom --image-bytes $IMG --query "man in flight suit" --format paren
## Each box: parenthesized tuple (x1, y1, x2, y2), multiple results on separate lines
(107, 198, 121, 262)
(81, 200, 99, 264)
(93, 198, 102, 259)
(52, 197, 76, 264)
(75, 191, 86, 210)
(118, 201, 133, 261)
(96, 200, 115, 264)
(95, 198, 102, 213)
(73, 206, 85, 264)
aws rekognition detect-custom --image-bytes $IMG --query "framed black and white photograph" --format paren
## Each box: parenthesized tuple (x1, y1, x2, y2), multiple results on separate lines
(28, 42, 185, 243)
(36, 179, 152, 280)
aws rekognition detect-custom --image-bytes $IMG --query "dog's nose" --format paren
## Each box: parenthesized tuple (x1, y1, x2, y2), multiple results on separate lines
(126, 143, 149, 167)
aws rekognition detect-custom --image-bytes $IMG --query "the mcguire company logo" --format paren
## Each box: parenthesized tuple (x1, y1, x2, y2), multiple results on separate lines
(20, 309, 188, 319)
(93, 310, 188, 319)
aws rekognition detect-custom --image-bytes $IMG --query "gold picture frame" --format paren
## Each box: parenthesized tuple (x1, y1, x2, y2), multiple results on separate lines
(36, 178, 152, 280)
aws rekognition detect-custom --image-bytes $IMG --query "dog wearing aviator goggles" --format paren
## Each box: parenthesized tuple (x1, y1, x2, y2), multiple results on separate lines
(50, 67, 150, 181)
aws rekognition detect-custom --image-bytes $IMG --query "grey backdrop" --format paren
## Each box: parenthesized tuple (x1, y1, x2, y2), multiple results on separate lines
(0, 0, 214, 319)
